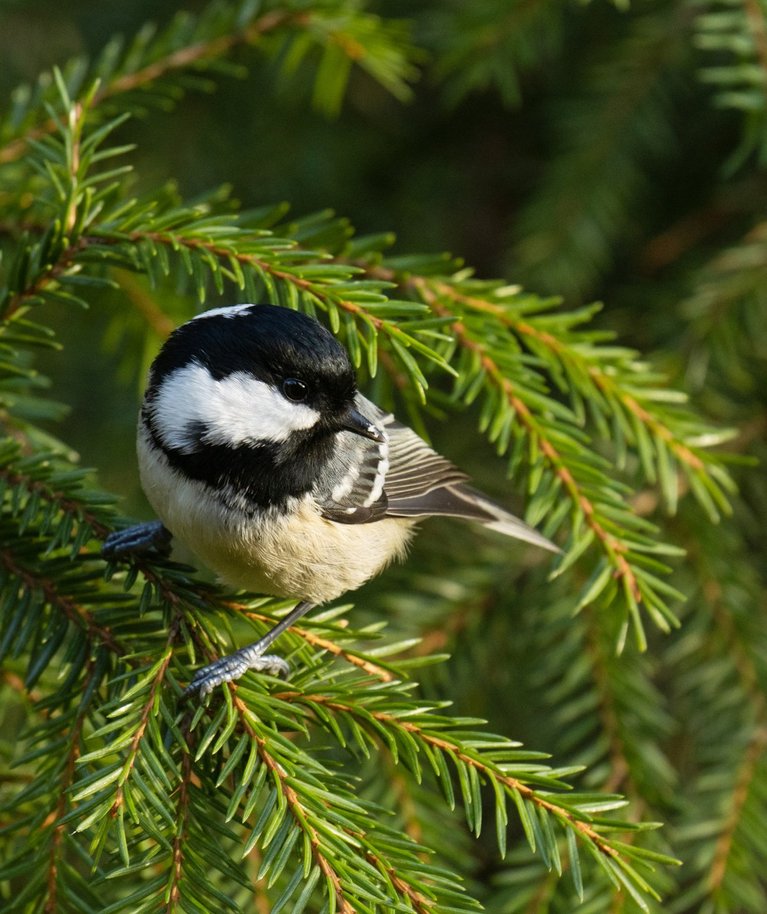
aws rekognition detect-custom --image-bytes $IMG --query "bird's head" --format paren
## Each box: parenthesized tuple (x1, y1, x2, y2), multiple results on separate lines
(143, 303, 383, 459)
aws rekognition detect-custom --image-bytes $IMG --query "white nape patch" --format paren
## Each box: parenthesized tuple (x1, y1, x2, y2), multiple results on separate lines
(152, 361, 321, 452)
(189, 303, 257, 322)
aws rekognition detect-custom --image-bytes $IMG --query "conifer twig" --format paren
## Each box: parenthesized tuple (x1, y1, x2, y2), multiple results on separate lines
(0, 9, 302, 166)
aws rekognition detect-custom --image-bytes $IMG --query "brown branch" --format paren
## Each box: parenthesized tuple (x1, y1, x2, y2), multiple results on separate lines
(362, 261, 712, 485)
(122, 230, 431, 353)
(231, 689, 441, 912)
(167, 745, 193, 911)
(231, 692, 356, 914)
(364, 848, 435, 914)
(513, 318, 704, 472)
(0, 548, 124, 654)
(0, 461, 216, 672)
(44, 658, 100, 913)
(412, 275, 706, 475)
(0, 10, 303, 166)
(411, 281, 641, 604)
(100, 10, 297, 101)
(110, 630, 177, 817)
(1, 238, 89, 321)
(2, 93, 94, 319)
(380, 719, 620, 856)
(709, 723, 767, 892)
(0, 464, 112, 540)
(277, 689, 621, 860)
(231, 604, 395, 682)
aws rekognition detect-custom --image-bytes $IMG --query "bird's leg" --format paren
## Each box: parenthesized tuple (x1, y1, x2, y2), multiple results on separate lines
(102, 520, 173, 558)
(184, 600, 316, 698)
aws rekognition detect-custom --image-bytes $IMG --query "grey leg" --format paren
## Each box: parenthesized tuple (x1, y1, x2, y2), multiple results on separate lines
(184, 600, 316, 698)
(102, 521, 172, 558)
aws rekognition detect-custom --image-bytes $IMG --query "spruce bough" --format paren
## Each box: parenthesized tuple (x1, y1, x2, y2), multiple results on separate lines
(0, 3, 757, 913)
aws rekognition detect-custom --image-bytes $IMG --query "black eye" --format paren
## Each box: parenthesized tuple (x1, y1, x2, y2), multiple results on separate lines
(282, 378, 308, 402)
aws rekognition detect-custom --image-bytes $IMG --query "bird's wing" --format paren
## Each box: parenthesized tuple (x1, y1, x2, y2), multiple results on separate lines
(379, 409, 558, 552)
(319, 395, 557, 552)
(316, 403, 390, 524)
(377, 413, 469, 500)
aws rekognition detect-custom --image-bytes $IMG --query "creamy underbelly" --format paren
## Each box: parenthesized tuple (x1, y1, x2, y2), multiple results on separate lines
(138, 433, 415, 603)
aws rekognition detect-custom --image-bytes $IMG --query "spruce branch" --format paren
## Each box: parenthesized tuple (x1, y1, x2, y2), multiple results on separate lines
(0, 237, 92, 322)
(42, 656, 102, 914)
(417, 277, 719, 482)
(167, 745, 193, 912)
(0, 0, 417, 167)
(182, 677, 484, 913)
(400, 279, 679, 648)
(118, 225, 451, 384)
(99, 633, 177, 830)
(29, 204, 707, 652)
(206, 658, 672, 911)
(0, 652, 108, 913)
(708, 724, 767, 896)
(0, 450, 114, 545)
(0, 546, 123, 657)
(693, 0, 767, 165)
(229, 691, 355, 914)
(237, 603, 398, 682)
(667, 512, 767, 910)
(3, 8, 760, 911)
(352, 261, 736, 640)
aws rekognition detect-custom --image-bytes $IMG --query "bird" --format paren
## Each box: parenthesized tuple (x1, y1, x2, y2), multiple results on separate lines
(103, 303, 558, 697)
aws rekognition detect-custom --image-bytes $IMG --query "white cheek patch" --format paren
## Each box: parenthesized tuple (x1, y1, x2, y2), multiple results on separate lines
(152, 361, 321, 452)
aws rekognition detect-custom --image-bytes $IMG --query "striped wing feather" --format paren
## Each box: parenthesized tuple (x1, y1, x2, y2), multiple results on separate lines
(319, 398, 557, 552)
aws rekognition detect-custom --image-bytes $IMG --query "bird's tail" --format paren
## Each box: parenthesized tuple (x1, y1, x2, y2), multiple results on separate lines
(473, 494, 560, 553)
(387, 483, 560, 553)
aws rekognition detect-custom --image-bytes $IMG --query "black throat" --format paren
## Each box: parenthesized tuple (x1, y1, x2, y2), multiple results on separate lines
(143, 409, 333, 510)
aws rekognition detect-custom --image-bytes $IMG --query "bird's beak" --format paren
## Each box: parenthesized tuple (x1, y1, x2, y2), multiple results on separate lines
(340, 407, 385, 442)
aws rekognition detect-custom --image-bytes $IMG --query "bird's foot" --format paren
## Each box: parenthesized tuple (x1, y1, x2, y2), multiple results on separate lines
(184, 600, 314, 699)
(184, 646, 290, 698)
(102, 521, 172, 559)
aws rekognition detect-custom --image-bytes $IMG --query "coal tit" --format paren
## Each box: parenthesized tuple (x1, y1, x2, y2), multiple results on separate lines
(104, 303, 557, 696)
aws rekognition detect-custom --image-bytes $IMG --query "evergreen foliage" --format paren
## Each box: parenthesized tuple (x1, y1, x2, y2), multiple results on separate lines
(0, 1, 764, 912)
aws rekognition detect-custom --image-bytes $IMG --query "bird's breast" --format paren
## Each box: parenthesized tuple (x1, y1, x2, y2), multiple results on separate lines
(138, 428, 415, 603)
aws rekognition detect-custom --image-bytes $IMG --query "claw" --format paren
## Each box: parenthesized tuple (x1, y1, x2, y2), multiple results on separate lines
(184, 600, 315, 699)
(184, 648, 291, 698)
(102, 521, 172, 558)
